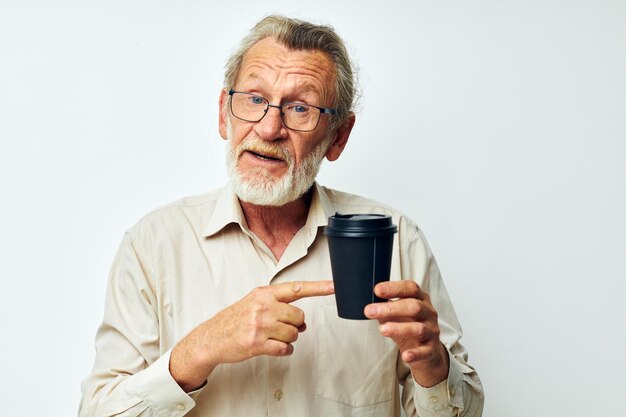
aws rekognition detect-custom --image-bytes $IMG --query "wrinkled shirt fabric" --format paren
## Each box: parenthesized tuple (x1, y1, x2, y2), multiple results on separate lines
(80, 183, 483, 417)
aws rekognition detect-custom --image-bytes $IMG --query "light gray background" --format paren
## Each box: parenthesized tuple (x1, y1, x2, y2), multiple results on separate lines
(1, 1, 625, 416)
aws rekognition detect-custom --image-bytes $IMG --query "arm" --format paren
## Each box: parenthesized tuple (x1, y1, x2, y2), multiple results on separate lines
(169, 280, 334, 392)
(79, 232, 197, 417)
(80, 230, 335, 415)
(365, 222, 484, 417)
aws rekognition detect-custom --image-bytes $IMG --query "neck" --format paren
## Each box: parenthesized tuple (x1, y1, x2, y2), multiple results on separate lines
(239, 188, 313, 260)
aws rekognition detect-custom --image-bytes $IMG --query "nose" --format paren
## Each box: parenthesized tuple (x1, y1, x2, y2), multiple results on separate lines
(253, 104, 287, 141)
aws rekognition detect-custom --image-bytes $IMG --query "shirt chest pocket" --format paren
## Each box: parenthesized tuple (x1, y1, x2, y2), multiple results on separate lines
(315, 305, 398, 409)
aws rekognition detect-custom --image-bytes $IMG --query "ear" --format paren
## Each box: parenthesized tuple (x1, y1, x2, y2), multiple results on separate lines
(218, 88, 229, 140)
(325, 112, 356, 162)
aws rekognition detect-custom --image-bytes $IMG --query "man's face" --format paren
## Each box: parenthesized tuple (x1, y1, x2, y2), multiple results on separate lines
(219, 37, 339, 206)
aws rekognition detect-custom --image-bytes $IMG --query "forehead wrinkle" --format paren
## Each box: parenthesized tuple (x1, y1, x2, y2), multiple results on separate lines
(243, 60, 332, 82)
(241, 71, 333, 105)
(245, 72, 317, 93)
(238, 40, 336, 104)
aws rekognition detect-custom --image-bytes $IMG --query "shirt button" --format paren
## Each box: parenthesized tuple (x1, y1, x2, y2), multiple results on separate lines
(429, 396, 438, 403)
(274, 389, 284, 401)
(176, 404, 185, 410)
(450, 387, 456, 396)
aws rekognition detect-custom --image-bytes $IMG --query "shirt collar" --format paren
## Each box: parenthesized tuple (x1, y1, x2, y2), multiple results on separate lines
(202, 182, 246, 238)
(309, 181, 335, 228)
(202, 181, 335, 238)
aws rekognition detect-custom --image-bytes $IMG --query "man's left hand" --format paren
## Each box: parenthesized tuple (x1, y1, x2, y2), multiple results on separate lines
(364, 280, 450, 387)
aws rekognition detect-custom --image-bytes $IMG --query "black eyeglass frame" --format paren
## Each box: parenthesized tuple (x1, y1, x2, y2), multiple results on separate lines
(228, 89, 336, 132)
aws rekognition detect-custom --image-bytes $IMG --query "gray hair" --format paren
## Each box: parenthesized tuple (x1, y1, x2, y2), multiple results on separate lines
(224, 15, 358, 129)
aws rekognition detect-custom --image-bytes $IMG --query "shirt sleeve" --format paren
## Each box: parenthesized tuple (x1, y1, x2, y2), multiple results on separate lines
(79, 230, 204, 417)
(397, 219, 484, 417)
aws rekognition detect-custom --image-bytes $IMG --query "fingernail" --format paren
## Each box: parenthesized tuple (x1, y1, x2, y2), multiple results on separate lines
(375, 284, 385, 297)
(366, 305, 378, 317)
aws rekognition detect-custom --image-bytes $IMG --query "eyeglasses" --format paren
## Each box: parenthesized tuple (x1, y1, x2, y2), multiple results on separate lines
(228, 89, 336, 132)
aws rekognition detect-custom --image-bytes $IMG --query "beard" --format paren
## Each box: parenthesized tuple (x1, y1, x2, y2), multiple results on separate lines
(225, 117, 334, 206)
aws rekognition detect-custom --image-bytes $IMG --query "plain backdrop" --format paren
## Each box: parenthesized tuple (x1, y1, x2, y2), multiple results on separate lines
(1, 1, 625, 416)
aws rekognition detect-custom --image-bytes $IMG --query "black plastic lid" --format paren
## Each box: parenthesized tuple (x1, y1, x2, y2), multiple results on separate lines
(324, 213, 398, 237)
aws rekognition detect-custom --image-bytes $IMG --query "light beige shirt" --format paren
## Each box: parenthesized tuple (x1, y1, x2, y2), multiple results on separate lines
(80, 183, 483, 417)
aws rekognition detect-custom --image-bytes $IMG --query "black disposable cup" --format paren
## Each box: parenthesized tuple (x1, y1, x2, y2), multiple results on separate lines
(324, 213, 398, 320)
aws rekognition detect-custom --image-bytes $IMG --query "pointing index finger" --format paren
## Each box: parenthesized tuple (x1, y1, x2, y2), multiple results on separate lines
(273, 280, 335, 303)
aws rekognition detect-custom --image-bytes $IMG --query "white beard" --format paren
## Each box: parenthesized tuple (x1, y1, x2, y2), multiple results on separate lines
(225, 117, 333, 206)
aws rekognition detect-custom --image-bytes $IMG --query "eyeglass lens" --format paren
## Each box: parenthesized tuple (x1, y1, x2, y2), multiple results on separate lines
(230, 92, 320, 131)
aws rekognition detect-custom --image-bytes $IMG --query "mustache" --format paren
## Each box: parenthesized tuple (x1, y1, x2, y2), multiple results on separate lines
(237, 137, 292, 163)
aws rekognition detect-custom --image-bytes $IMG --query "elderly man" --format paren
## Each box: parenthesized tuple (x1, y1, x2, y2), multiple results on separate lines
(80, 15, 483, 417)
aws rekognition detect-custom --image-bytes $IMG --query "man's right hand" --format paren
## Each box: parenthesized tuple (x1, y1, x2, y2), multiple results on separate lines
(169, 280, 334, 392)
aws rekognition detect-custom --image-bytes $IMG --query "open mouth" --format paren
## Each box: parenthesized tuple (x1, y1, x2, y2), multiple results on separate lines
(246, 149, 284, 162)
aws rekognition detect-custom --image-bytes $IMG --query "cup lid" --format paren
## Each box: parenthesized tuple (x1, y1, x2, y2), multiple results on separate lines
(324, 213, 398, 237)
